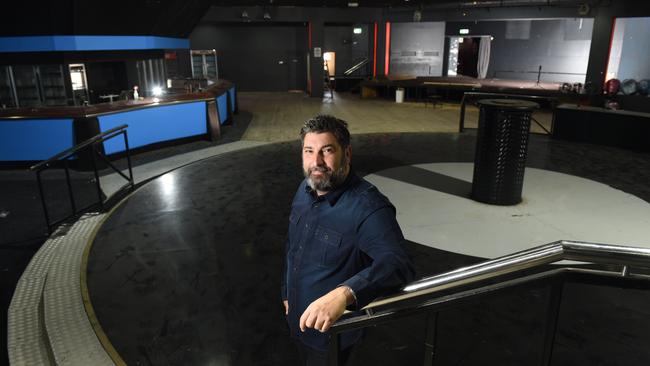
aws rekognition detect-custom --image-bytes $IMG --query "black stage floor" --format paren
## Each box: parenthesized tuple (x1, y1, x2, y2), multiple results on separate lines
(0, 112, 253, 365)
(86, 132, 650, 365)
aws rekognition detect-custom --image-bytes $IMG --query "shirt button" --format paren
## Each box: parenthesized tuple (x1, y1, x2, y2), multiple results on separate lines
(305, 224, 309, 228)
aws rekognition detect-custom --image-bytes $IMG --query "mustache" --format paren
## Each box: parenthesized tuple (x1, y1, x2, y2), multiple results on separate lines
(309, 166, 331, 173)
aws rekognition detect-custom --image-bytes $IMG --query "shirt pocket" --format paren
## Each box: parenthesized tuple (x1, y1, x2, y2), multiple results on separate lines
(314, 225, 343, 267)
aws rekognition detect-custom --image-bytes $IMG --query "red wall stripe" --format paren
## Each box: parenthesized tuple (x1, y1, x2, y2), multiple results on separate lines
(308, 22, 312, 94)
(384, 22, 391, 76)
(373, 22, 378, 78)
(308, 22, 312, 50)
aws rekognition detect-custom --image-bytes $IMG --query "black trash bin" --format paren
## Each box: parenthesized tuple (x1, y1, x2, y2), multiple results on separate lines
(471, 99, 539, 205)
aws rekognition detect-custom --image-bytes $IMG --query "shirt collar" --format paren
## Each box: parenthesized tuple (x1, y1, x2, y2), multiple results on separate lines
(304, 167, 358, 206)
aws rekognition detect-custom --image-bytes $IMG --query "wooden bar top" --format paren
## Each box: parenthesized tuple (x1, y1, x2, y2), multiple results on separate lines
(0, 80, 233, 119)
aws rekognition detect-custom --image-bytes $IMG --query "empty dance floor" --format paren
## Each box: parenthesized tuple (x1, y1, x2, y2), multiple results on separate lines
(85, 132, 650, 365)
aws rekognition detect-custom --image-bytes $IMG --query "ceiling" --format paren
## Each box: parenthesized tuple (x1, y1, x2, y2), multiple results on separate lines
(0, 0, 598, 38)
(209, 0, 592, 7)
(1, 0, 212, 37)
(211, 0, 427, 6)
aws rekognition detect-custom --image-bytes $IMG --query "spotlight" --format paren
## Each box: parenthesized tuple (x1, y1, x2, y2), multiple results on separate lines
(152, 86, 163, 97)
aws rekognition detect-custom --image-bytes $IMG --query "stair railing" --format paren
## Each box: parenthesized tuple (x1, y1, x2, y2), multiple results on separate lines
(327, 240, 650, 366)
(30, 124, 133, 233)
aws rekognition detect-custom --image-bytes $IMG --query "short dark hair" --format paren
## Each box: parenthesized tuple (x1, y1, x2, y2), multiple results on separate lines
(300, 114, 351, 148)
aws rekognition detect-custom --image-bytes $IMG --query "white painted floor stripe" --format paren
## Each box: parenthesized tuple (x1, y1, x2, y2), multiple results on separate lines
(366, 163, 650, 258)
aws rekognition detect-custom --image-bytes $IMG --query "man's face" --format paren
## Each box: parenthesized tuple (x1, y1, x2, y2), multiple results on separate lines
(302, 132, 351, 194)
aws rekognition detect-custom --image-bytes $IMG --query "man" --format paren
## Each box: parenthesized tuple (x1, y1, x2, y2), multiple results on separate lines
(281, 114, 415, 365)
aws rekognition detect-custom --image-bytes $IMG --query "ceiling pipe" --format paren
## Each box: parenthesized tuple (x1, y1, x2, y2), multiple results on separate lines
(458, 0, 594, 8)
(393, 0, 599, 11)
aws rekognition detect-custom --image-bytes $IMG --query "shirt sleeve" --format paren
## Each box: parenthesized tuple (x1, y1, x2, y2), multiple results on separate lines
(341, 205, 415, 310)
(281, 237, 289, 301)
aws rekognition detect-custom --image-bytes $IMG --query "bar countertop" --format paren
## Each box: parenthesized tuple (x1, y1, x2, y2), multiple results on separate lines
(0, 79, 234, 120)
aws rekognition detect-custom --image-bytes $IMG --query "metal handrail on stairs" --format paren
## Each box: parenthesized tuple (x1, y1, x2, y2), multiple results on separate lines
(30, 124, 134, 233)
(327, 240, 650, 366)
(343, 58, 370, 76)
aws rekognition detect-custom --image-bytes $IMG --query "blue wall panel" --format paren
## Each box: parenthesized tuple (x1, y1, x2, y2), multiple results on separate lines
(0, 119, 74, 161)
(0, 36, 189, 53)
(228, 87, 236, 111)
(98, 102, 207, 154)
(216, 94, 228, 125)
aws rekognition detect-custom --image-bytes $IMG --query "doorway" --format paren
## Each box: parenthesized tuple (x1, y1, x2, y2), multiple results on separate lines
(69, 64, 89, 105)
(456, 37, 480, 78)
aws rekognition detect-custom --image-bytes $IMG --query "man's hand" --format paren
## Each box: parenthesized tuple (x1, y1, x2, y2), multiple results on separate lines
(283, 300, 289, 315)
(299, 286, 353, 333)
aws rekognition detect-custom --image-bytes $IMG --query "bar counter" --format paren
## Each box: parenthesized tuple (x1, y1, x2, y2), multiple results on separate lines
(0, 80, 237, 163)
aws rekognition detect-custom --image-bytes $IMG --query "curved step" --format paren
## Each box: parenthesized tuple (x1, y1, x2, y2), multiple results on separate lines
(8, 214, 115, 366)
(42, 213, 115, 366)
(8, 228, 63, 365)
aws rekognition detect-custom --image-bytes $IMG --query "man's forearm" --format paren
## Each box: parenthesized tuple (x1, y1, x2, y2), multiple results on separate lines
(338, 285, 357, 306)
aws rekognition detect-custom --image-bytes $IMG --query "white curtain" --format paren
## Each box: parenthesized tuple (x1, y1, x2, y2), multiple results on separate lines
(477, 36, 491, 79)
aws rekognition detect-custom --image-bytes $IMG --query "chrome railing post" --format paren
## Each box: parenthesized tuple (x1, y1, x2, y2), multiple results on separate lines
(63, 158, 77, 213)
(540, 277, 564, 366)
(35, 169, 51, 234)
(90, 143, 103, 209)
(123, 130, 134, 188)
(422, 311, 439, 366)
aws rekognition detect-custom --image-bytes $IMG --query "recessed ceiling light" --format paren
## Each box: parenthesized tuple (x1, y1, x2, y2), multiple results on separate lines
(348, 2, 359, 7)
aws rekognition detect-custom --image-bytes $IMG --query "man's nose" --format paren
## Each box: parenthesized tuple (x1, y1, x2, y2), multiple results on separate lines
(315, 151, 325, 165)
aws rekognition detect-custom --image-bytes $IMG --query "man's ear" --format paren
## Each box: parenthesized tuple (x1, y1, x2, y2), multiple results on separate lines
(345, 145, 352, 163)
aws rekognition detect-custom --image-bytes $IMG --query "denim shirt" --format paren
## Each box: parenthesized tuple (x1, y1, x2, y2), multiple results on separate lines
(282, 170, 415, 351)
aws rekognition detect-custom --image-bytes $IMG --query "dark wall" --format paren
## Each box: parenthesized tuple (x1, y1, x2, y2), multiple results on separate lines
(1, 0, 210, 37)
(164, 50, 193, 79)
(447, 19, 593, 83)
(323, 24, 371, 76)
(190, 23, 308, 92)
(85, 62, 129, 103)
(198, 1, 650, 94)
(199, 7, 383, 96)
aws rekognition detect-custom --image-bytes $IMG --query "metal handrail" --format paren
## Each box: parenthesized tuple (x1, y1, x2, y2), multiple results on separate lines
(30, 124, 128, 171)
(343, 58, 370, 76)
(327, 240, 650, 365)
(458, 91, 557, 134)
(30, 124, 134, 233)
(361, 240, 650, 312)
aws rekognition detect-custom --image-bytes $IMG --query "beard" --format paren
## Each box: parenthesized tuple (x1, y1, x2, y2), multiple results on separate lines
(304, 157, 348, 192)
